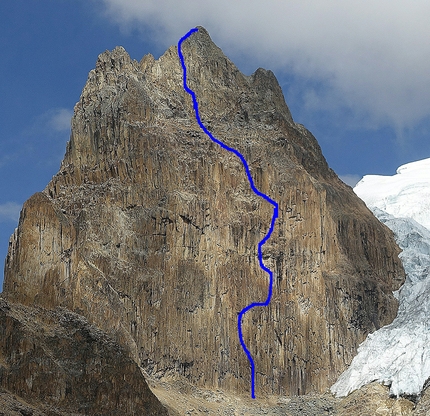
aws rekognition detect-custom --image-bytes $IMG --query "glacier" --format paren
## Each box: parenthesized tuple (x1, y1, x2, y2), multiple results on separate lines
(353, 157, 430, 230)
(331, 157, 430, 398)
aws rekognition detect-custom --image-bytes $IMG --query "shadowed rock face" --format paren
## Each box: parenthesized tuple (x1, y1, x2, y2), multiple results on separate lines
(0, 298, 168, 415)
(4, 26, 404, 397)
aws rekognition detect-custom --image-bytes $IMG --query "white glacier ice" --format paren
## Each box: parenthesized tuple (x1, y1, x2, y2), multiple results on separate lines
(354, 157, 430, 230)
(331, 157, 430, 398)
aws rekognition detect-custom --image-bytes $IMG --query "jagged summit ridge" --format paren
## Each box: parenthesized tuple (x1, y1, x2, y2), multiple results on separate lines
(64, 28, 294, 179)
(182, 26, 294, 127)
(3, 26, 404, 399)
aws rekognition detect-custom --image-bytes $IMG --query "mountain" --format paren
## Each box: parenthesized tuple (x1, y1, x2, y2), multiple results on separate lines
(1, 26, 405, 412)
(332, 158, 430, 398)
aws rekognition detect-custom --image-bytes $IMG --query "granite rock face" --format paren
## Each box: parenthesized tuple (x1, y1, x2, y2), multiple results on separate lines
(3, 26, 404, 397)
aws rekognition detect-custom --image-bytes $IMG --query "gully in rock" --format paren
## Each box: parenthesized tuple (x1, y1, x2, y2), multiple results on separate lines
(178, 27, 279, 399)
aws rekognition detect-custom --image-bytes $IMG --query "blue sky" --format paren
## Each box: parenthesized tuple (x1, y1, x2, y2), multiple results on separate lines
(1, 1, 430, 288)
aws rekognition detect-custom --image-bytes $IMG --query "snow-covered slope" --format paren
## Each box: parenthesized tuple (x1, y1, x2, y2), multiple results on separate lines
(354, 158, 430, 230)
(331, 158, 430, 398)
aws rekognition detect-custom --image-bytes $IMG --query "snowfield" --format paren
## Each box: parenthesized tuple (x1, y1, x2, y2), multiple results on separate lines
(331, 158, 430, 398)
(353, 157, 430, 230)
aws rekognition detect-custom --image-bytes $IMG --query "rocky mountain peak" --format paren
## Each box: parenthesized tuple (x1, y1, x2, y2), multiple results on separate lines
(96, 45, 134, 73)
(2, 26, 405, 407)
(180, 26, 294, 126)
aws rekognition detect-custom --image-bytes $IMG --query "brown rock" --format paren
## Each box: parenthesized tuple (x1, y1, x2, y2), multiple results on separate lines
(4, 26, 404, 398)
(0, 388, 47, 416)
(337, 383, 415, 416)
(412, 383, 430, 415)
(0, 297, 168, 415)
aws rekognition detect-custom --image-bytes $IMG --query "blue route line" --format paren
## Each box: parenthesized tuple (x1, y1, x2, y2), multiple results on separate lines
(178, 27, 279, 399)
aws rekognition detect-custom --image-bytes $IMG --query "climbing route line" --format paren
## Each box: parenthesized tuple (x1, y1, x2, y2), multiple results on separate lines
(178, 27, 279, 399)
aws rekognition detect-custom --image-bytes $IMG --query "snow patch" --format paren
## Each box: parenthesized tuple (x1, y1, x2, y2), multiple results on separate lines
(355, 157, 430, 230)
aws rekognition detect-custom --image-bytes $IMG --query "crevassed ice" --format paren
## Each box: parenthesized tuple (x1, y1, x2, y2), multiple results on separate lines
(331, 157, 430, 398)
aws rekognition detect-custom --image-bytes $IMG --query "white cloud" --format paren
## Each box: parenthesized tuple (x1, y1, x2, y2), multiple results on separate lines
(0, 202, 21, 223)
(48, 108, 73, 132)
(339, 174, 362, 188)
(98, 0, 430, 132)
(21, 108, 73, 138)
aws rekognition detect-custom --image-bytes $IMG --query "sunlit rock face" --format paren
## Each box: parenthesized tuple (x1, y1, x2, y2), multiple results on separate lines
(3, 27, 404, 397)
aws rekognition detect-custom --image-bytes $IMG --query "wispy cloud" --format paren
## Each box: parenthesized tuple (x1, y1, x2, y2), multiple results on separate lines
(48, 108, 73, 132)
(0, 107, 73, 170)
(339, 174, 362, 188)
(0, 202, 21, 223)
(97, 0, 430, 133)
(29, 107, 73, 135)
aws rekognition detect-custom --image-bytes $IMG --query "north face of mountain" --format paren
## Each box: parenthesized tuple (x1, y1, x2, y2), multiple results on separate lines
(3, 26, 404, 397)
